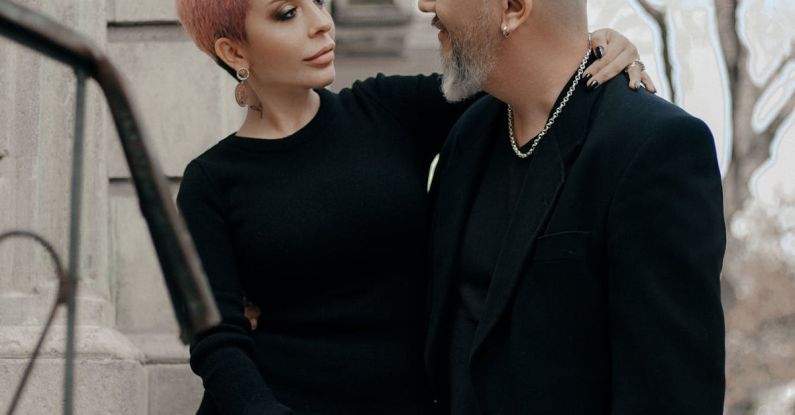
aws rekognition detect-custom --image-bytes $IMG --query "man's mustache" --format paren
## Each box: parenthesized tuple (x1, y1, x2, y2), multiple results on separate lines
(432, 16, 447, 32)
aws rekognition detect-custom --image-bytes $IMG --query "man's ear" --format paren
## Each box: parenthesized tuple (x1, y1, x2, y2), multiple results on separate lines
(214, 37, 249, 73)
(502, 0, 533, 34)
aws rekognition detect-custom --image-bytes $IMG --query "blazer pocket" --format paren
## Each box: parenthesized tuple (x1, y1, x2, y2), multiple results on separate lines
(531, 231, 591, 263)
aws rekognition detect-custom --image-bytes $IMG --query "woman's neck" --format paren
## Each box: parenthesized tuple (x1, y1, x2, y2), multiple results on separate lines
(236, 86, 321, 140)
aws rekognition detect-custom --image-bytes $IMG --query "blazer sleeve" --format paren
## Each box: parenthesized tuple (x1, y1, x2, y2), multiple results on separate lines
(177, 160, 293, 415)
(350, 73, 481, 165)
(605, 116, 726, 414)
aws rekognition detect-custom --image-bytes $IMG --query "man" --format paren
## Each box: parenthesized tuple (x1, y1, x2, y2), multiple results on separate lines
(418, 0, 726, 414)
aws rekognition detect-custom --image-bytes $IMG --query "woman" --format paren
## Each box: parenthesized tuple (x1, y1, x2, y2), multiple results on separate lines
(174, 1, 651, 414)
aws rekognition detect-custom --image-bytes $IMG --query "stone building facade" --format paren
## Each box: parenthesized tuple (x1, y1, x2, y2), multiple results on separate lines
(2, 0, 794, 414)
(0, 1, 435, 413)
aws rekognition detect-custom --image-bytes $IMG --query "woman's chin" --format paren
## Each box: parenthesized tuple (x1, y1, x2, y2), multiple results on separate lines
(311, 68, 336, 89)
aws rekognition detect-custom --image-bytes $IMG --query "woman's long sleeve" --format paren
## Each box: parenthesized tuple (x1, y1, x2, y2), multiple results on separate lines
(177, 160, 292, 415)
(350, 73, 482, 164)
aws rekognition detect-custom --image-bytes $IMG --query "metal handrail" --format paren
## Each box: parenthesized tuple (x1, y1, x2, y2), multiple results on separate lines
(0, 0, 220, 412)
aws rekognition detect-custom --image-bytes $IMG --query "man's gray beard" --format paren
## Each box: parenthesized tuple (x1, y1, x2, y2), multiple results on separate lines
(440, 18, 498, 103)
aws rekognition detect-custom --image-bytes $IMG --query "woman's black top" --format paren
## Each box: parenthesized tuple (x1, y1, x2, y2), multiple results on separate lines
(176, 74, 470, 415)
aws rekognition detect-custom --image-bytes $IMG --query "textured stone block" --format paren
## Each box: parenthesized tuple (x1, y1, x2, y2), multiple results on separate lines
(127, 333, 188, 364)
(108, 0, 177, 23)
(0, 357, 147, 415)
(332, 0, 413, 26)
(0, 325, 146, 415)
(106, 25, 241, 179)
(335, 26, 411, 56)
(147, 364, 203, 415)
(0, 2, 111, 326)
(111, 180, 182, 334)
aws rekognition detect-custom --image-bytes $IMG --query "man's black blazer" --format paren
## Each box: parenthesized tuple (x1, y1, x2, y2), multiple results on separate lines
(426, 77, 726, 415)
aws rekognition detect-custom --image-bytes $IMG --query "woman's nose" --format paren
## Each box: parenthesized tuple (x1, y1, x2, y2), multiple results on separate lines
(308, 2, 333, 36)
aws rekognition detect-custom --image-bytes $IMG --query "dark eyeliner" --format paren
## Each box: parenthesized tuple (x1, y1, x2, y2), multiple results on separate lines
(276, 6, 297, 20)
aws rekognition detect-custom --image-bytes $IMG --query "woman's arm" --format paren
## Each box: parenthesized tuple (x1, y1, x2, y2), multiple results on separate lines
(350, 29, 652, 161)
(177, 160, 292, 415)
(349, 73, 479, 166)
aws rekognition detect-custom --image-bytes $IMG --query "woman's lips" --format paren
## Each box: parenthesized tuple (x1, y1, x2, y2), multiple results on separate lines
(305, 44, 335, 66)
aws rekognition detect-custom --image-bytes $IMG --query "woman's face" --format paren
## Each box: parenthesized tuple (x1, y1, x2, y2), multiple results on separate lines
(243, 0, 336, 91)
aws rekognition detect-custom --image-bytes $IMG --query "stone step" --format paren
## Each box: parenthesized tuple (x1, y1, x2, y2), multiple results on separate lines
(333, 0, 414, 56)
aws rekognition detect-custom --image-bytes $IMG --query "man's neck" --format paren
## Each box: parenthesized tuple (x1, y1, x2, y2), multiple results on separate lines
(485, 29, 590, 146)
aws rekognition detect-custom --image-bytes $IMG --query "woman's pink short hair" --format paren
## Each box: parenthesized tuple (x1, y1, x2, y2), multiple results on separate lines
(176, 0, 250, 59)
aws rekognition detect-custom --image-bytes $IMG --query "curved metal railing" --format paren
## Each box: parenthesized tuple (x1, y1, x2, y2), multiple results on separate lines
(0, 1, 220, 413)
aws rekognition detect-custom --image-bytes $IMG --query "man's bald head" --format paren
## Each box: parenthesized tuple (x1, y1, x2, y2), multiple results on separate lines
(535, 0, 588, 29)
(478, 0, 588, 34)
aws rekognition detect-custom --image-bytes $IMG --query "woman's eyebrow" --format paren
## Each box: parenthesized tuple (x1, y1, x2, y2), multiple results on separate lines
(259, 0, 284, 11)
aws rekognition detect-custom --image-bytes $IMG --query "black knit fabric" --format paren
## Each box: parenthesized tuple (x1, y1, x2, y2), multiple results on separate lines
(176, 74, 470, 415)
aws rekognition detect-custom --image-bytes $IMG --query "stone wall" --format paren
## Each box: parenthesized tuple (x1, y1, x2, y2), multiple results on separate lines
(5, 1, 791, 414)
(0, 1, 431, 413)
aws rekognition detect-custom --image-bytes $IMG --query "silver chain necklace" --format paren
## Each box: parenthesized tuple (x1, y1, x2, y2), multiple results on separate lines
(508, 46, 592, 159)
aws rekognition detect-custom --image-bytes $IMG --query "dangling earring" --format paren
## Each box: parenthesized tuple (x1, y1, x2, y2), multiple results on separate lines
(502, 25, 510, 39)
(235, 67, 250, 108)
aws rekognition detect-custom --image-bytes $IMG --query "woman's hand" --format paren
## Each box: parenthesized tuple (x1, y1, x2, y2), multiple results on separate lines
(585, 28, 657, 93)
(244, 297, 261, 330)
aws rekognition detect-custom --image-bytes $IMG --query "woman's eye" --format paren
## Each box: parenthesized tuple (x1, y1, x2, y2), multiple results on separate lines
(314, 0, 327, 6)
(277, 7, 297, 20)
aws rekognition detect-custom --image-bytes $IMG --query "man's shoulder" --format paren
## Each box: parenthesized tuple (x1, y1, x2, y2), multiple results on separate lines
(598, 79, 707, 132)
(441, 94, 503, 151)
(589, 79, 714, 155)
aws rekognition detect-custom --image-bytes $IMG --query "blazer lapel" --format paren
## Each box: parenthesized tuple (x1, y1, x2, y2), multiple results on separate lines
(469, 131, 566, 360)
(469, 79, 598, 360)
(425, 97, 503, 376)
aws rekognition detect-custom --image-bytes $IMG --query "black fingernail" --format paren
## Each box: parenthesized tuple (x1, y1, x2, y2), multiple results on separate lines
(584, 73, 593, 80)
(594, 46, 605, 59)
(588, 80, 600, 90)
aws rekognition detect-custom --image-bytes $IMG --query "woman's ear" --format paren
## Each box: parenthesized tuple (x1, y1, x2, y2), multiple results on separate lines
(502, 0, 533, 34)
(214, 37, 249, 72)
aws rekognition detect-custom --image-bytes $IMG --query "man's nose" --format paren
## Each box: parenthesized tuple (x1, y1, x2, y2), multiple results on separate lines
(417, 0, 435, 13)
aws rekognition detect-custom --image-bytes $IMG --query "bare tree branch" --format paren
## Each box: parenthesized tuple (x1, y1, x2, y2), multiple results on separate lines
(757, 45, 795, 140)
(636, 0, 676, 103)
(713, 0, 756, 217)
(767, 48, 795, 86)
(763, 82, 795, 143)
(714, 0, 740, 83)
